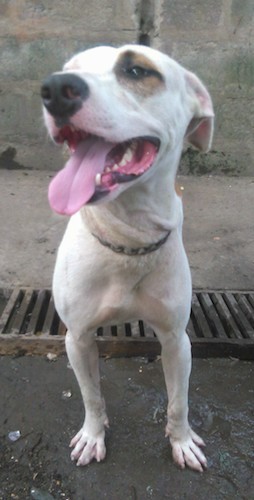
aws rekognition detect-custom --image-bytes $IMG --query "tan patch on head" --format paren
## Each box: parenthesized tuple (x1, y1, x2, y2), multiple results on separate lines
(114, 50, 165, 97)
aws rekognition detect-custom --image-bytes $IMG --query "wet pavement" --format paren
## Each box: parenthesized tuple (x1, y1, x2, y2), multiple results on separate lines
(1, 356, 253, 499)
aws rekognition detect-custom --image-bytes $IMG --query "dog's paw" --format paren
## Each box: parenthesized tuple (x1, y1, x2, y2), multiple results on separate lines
(166, 427, 207, 472)
(69, 427, 106, 466)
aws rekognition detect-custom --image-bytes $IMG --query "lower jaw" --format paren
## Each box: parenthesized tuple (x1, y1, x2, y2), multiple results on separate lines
(88, 173, 138, 203)
(88, 190, 112, 203)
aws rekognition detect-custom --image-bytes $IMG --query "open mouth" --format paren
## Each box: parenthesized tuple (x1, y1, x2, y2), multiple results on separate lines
(48, 124, 160, 215)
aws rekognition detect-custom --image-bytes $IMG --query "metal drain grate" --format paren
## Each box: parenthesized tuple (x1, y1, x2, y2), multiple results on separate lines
(0, 288, 254, 359)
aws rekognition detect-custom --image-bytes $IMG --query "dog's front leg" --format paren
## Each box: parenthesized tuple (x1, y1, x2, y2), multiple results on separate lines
(156, 329, 207, 472)
(65, 331, 108, 466)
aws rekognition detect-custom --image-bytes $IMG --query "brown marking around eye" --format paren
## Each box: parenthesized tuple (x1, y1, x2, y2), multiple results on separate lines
(114, 50, 165, 97)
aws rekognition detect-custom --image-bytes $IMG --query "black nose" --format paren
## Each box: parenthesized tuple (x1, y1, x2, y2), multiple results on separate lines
(41, 73, 89, 119)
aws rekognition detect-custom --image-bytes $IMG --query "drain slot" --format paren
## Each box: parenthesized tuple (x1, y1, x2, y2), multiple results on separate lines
(1, 289, 24, 334)
(0, 288, 253, 359)
(222, 293, 253, 339)
(197, 292, 227, 338)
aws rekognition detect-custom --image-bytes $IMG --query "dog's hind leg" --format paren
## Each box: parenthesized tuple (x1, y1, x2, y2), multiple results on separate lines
(155, 329, 207, 472)
(65, 331, 108, 466)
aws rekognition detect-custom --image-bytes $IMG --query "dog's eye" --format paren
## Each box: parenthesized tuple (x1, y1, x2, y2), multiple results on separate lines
(124, 65, 152, 79)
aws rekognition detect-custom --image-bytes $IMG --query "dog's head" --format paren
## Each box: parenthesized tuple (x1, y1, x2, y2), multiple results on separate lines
(41, 45, 214, 215)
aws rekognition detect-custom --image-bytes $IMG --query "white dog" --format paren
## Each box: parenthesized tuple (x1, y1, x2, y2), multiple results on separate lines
(41, 44, 214, 472)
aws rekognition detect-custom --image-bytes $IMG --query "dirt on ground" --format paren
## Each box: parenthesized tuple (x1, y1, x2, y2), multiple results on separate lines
(1, 355, 253, 500)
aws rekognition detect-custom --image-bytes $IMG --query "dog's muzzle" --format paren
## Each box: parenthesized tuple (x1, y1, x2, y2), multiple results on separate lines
(41, 73, 89, 122)
(42, 69, 160, 215)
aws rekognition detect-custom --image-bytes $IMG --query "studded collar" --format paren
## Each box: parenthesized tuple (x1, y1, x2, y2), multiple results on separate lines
(92, 230, 171, 256)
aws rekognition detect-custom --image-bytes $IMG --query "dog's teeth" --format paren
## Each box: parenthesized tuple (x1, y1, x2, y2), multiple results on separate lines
(112, 164, 118, 171)
(125, 148, 133, 161)
(119, 147, 133, 167)
(95, 173, 101, 186)
(119, 157, 127, 167)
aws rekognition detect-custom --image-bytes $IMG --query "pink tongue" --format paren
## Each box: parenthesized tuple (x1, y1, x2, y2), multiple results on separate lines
(48, 137, 113, 215)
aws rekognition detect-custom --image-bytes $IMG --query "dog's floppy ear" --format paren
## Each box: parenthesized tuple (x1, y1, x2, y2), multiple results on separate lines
(184, 71, 214, 152)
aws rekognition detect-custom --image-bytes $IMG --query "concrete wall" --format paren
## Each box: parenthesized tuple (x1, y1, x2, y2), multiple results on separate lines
(0, 0, 253, 175)
(157, 0, 254, 175)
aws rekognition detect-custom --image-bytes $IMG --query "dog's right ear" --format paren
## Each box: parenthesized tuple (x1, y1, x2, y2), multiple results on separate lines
(184, 71, 214, 152)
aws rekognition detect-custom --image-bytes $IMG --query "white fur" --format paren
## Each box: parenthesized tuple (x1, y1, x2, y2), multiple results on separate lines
(43, 44, 214, 471)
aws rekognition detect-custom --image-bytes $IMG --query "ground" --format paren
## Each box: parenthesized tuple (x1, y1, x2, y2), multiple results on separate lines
(0, 171, 253, 499)
(1, 356, 253, 500)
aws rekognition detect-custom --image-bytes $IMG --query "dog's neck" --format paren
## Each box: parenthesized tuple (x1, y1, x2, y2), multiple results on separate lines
(81, 147, 183, 248)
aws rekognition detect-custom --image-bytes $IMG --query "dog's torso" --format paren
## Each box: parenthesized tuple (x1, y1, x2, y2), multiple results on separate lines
(53, 190, 191, 337)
